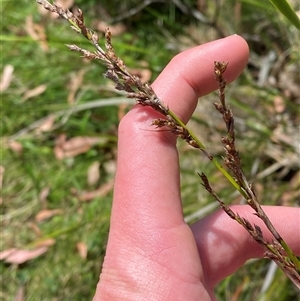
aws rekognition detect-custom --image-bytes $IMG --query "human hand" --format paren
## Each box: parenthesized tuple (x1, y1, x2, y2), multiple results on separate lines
(93, 35, 300, 301)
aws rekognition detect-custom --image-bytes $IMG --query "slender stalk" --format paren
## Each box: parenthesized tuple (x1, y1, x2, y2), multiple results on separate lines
(167, 109, 246, 196)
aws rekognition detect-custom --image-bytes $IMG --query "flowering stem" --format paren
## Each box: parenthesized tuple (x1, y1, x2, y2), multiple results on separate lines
(167, 109, 247, 197)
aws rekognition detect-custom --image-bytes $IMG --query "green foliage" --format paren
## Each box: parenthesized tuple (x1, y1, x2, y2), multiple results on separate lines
(269, 0, 300, 30)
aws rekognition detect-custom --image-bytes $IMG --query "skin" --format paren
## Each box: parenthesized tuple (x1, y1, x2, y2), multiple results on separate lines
(93, 35, 300, 301)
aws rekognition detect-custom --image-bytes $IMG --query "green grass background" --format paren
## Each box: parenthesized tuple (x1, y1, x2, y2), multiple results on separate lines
(1, 0, 299, 300)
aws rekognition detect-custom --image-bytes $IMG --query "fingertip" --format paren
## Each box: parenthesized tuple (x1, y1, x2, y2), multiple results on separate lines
(152, 35, 249, 122)
(220, 34, 249, 82)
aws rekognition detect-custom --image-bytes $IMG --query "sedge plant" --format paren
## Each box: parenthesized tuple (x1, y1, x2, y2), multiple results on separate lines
(36, 0, 300, 289)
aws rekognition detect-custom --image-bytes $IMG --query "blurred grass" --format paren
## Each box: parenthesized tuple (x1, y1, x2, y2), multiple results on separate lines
(268, 0, 300, 29)
(1, 0, 299, 300)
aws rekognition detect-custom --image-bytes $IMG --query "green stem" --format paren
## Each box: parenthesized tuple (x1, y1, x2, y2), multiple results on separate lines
(281, 240, 300, 271)
(167, 109, 247, 198)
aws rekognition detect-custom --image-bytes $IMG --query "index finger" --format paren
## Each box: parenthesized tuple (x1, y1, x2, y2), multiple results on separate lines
(112, 35, 249, 230)
(96, 36, 250, 299)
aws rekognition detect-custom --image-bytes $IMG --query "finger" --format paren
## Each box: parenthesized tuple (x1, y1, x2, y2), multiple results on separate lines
(191, 205, 300, 287)
(152, 34, 249, 123)
(96, 36, 249, 300)
(112, 35, 249, 233)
